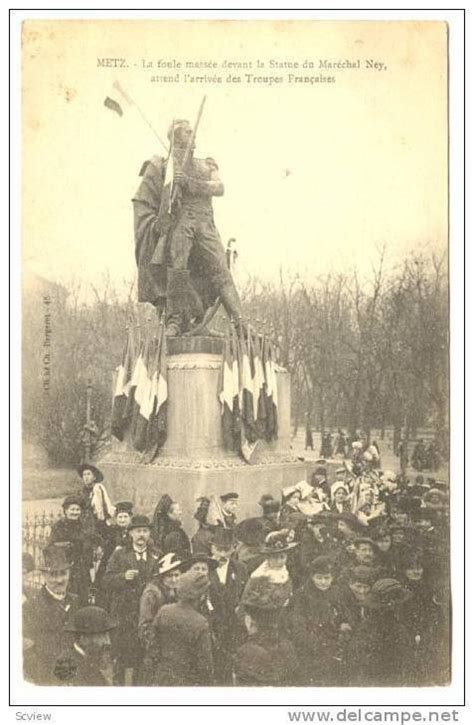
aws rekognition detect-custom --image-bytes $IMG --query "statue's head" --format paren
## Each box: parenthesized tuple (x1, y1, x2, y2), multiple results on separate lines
(168, 119, 193, 149)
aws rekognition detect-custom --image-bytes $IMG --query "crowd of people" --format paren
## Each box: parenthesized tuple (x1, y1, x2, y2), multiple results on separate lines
(22, 456, 450, 688)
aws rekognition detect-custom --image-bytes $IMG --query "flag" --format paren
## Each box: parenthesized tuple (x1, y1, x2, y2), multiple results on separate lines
(249, 329, 267, 438)
(230, 326, 242, 448)
(239, 323, 257, 445)
(104, 96, 123, 116)
(103, 79, 133, 117)
(219, 329, 237, 451)
(131, 337, 154, 452)
(111, 328, 136, 441)
(145, 322, 168, 457)
(263, 336, 279, 440)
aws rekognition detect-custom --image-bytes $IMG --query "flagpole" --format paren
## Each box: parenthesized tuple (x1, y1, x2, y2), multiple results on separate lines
(112, 79, 169, 153)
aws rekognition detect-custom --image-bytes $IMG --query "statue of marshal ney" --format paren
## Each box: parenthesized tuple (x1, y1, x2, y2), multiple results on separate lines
(132, 118, 243, 336)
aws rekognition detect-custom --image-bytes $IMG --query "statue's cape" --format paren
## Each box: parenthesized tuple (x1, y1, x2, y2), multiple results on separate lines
(132, 156, 218, 309)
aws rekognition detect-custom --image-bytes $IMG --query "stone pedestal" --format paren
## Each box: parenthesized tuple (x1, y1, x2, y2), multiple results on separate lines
(99, 336, 305, 532)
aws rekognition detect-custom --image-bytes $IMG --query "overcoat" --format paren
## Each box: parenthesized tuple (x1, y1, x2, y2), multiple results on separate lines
(23, 586, 80, 685)
(151, 601, 214, 686)
(103, 544, 160, 670)
(208, 559, 249, 683)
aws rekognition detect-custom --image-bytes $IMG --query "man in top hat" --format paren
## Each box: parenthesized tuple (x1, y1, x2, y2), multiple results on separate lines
(104, 514, 160, 685)
(23, 543, 80, 685)
(77, 464, 115, 537)
(54, 605, 117, 686)
(220, 492, 239, 528)
(207, 527, 249, 683)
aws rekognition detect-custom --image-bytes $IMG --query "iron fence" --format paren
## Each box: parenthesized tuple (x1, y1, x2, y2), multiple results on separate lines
(22, 510, 62, 591)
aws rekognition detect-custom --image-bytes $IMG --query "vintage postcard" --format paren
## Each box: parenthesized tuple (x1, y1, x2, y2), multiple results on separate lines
(10, 10, 467, 716)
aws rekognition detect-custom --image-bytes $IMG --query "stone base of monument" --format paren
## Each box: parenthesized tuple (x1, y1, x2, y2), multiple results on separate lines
(98, 336, 306, 531)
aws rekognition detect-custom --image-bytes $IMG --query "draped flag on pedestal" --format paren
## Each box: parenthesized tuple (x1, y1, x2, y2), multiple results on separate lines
(132, 336, 154, 451)
(263, 335, 279, 441)
(219, 329, 239, 451)
(249, 329, 267, 439)
(218, 321, 280, 464)
(111, 328, 136, 441)
(145, 321, 168, 457)
(239, 323, 257, 443)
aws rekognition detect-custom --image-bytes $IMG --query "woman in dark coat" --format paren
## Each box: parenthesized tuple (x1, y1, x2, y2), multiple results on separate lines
(49, 495, 88, 598)
(289, 555, 347, 686)
(152, 494, 191, 561)
(234, 576, 299, 686)
(191, 497, 216, 556)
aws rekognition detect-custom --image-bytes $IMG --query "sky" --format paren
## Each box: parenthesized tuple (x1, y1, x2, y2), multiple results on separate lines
(22, 20, 447, 299)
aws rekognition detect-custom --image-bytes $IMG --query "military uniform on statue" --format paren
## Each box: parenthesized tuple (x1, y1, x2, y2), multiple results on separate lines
(132, 115, 242, 336)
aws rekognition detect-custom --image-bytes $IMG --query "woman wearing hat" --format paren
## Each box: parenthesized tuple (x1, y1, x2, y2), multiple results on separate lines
(139, 553, 183, 645)
(77, 464, 115, 537)
(279, 485, 304, 528)
(191, 497, 216, 556)
(152, 494, 191, 561)
(395, 549, 440, 680)
(298, 513, 340, 574)
(330, 481, 351, 514)
(102, 500, 134, 565)
(289, 555, 347, 686)
(49, 494, 88, 598)
(139, 553, 183, 684)
(338, 565, 378, 630)
(243, 530, 298, 606)
(234, 576, 299, 686)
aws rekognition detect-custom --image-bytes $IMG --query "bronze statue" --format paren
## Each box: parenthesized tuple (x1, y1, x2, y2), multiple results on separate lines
(132, 115, 242, 336)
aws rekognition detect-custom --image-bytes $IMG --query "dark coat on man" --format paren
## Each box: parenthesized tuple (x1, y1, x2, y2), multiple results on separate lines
(53, 645, 112, 686)
(345, 609, 416, 686)
(289, 581, 345, 686)
(103, 544, 160, 677)
(23, 586, 80, 685)
(208, 559, 249, 683)
(234, 632, 300, 686)
(151, 600, 214, 686)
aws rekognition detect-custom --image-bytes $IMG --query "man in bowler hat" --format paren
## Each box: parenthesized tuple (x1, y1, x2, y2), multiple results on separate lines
(54, 605, 117, 686)
(104, 514, 160, 684)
